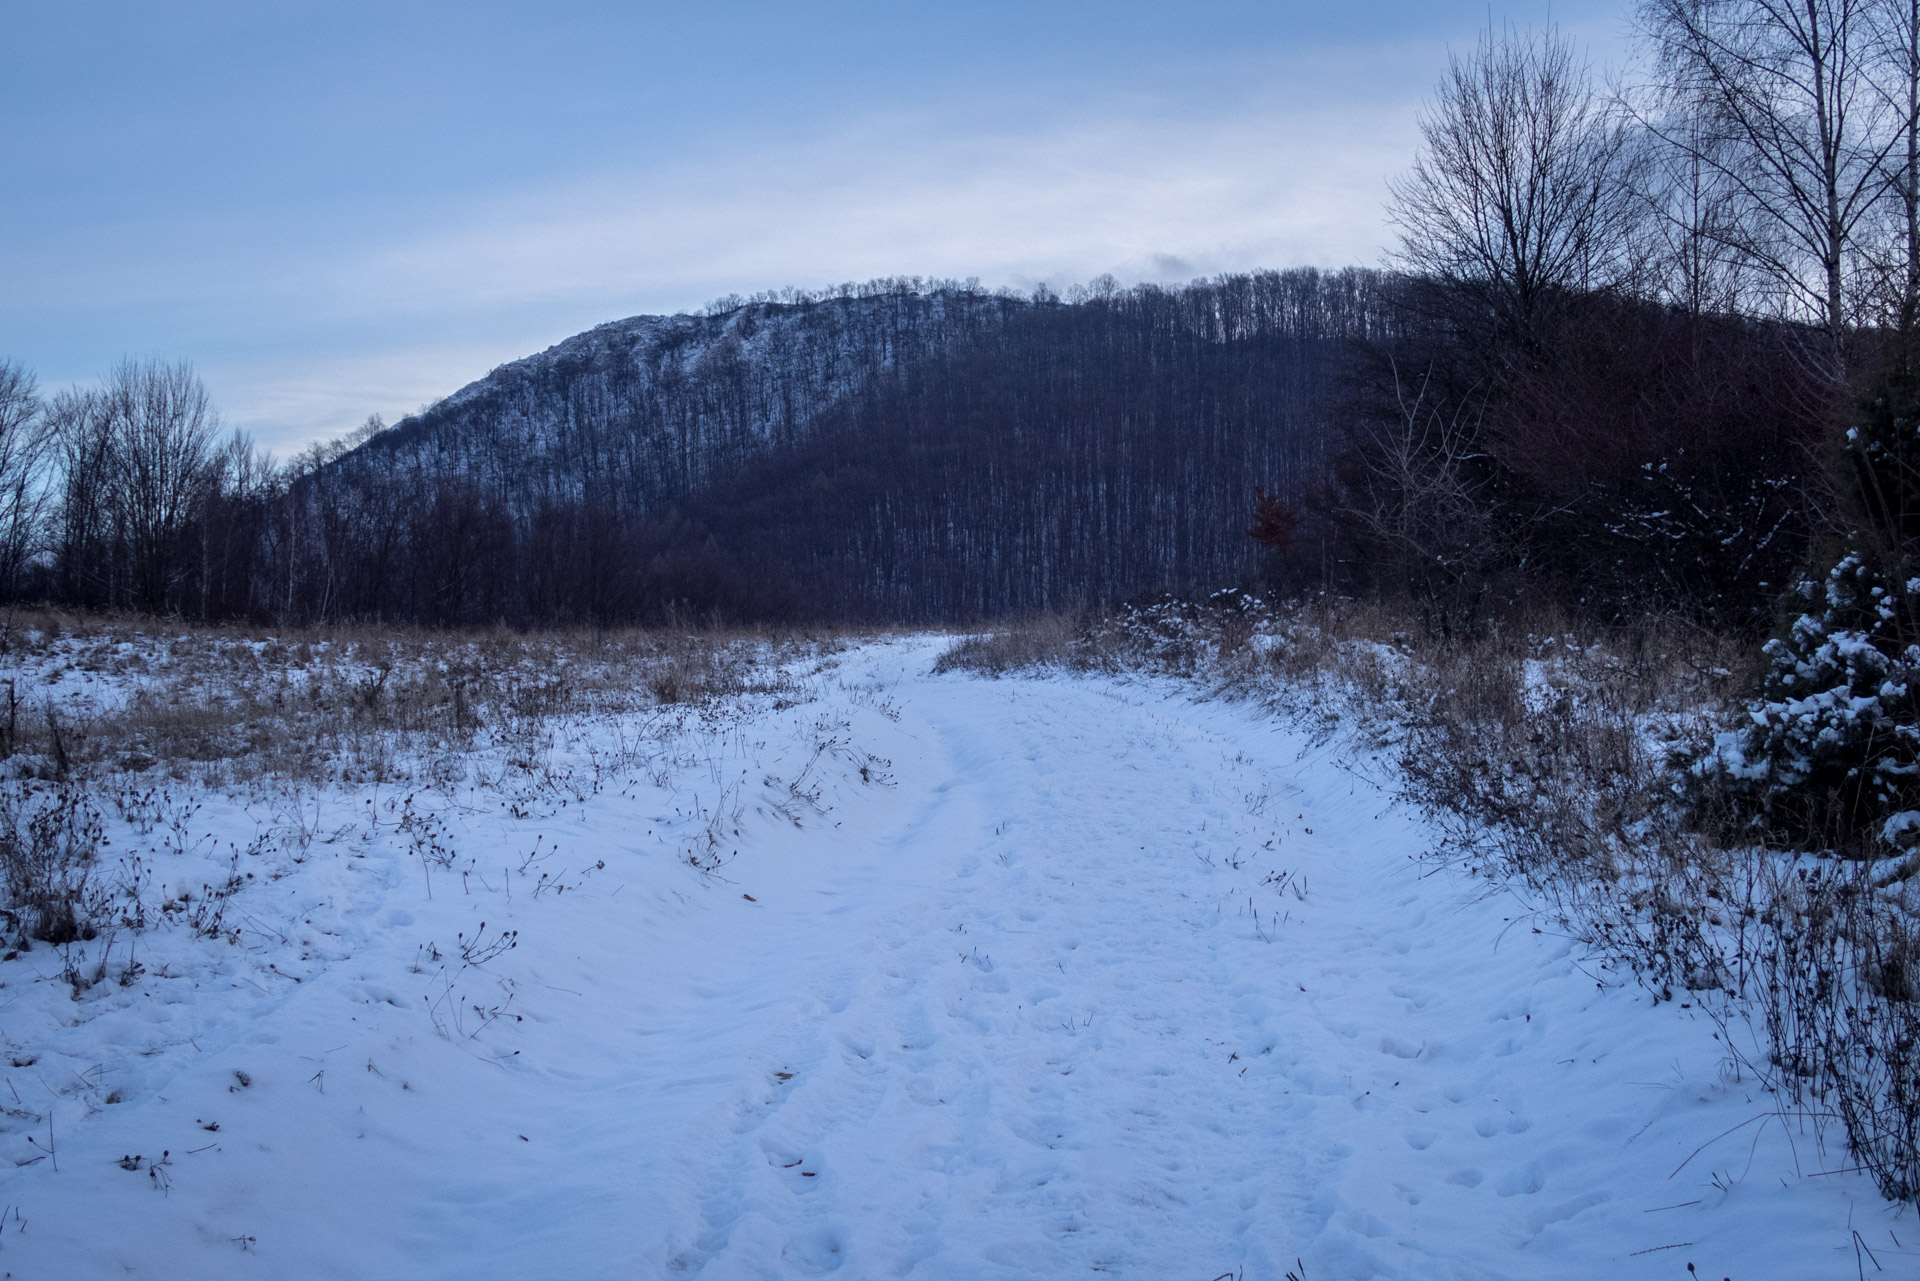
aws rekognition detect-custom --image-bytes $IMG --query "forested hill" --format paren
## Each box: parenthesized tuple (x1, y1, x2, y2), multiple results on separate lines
(344, 285, 1026, 516)
(293, 270, 1394, 624)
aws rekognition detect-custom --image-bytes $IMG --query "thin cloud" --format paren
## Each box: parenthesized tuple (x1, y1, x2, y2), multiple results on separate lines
(216, 84, 1415, 448)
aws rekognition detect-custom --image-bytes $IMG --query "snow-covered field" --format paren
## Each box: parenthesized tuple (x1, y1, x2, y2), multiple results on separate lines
(0, 636, 1899, 1279)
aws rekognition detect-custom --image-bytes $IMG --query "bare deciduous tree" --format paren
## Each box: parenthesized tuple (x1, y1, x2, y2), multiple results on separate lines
(1340, 364, 1511, 632)
(1857, 0, 1920, 325)
(1638, 0, 1896, 337)
(102, 359, 219, 613)
(1636, 105, 1765, 316)
(50, 360, 219, 613)
(1388, 23, 1645, 348)
(0, 362, 52, 598)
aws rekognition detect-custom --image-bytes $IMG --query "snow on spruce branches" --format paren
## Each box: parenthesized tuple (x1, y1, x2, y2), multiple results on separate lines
(1706, 552, 1920, 845)
(1704, 349, 1920, 852)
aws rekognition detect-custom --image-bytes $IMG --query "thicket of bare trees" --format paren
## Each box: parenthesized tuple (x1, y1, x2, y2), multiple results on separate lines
(1322, 7, 1920, 633)
(0, 363, 53, 603)
(1639, 0, 1896, 337)
(1353, 11, 1920, 1203)
(36, 359, 253, 615)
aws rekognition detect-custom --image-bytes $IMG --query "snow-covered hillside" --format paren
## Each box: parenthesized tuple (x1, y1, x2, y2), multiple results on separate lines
(0, 638, 1893, 1279)
(328, 289, 1023, 512)
(272, 273, 1383, 627)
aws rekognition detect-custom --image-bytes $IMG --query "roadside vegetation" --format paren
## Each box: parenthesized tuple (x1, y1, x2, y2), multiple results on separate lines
(943, 593, 1920, 1203)
(0, 610, 857, 997)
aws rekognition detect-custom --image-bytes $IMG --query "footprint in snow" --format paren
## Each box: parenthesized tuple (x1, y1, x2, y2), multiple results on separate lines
(1495, 1162, 1546, 1197)
(780, 1226, 848, 1274)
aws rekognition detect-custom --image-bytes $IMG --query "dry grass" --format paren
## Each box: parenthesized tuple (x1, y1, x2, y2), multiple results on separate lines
(0, 607, 839, 788)
(0, 609, 857, 976)
(931, 614, 1088, 677)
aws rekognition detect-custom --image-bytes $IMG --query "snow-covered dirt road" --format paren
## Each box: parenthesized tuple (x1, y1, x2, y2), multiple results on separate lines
(0, 639, 1897, 1278)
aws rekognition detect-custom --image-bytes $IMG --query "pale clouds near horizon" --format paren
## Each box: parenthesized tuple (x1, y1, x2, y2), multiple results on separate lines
(203, 89, 1411, 453)
(3, 2, 1630, 456)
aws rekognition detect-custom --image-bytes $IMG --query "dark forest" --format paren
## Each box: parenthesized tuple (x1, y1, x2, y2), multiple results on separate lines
(0, 266, 1833, 632)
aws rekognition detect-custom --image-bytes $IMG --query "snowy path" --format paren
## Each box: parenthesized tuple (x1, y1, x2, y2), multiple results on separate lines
(0, 640, 1896, 1278)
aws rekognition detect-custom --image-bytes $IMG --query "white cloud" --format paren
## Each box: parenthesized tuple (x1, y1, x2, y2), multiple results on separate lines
(7, 5, 1647, 455)
(367, 97, 1411, 311)
(217, 77, 1417, 451)
(205, 344, 539, 458)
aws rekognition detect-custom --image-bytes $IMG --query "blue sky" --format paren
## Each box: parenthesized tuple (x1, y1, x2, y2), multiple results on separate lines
(2, 1, 1627, 453)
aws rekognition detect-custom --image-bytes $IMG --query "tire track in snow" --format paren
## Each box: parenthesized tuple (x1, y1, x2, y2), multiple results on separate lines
(648, 653, 1886, 1280)
(655, 676, 1378, 1278)
(0, 643, 1886, 1279)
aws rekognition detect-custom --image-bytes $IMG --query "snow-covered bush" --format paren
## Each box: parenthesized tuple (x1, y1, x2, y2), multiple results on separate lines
(1697, 551, 1920, 848)
(1697, 346, 1920, 853)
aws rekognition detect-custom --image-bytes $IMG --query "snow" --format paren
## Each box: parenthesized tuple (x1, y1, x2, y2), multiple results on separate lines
(367, 290, 1014, 509)
(0, 637, 1898, 1278)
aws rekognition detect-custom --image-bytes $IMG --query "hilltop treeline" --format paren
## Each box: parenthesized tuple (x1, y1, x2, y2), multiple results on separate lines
(0, 263, 1829, 629)
(0, 272, 1380, 625)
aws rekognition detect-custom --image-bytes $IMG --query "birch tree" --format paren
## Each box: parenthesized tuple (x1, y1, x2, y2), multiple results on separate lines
(1639, 0, 1896, 337)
